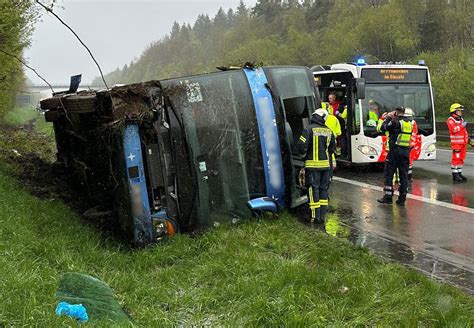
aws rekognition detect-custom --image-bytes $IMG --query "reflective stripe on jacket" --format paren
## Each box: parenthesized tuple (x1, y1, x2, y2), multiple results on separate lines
(410, 120, 418, 147)
(447, 116, 468, 147)
(297, 122, 335, 170)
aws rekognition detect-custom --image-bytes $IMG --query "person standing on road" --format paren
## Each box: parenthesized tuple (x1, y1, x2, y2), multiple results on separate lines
(297, 108, 335, 223)
(447, 103, 469, 183)
(377, 107, 413, 206)
(404, 108, 418, 181)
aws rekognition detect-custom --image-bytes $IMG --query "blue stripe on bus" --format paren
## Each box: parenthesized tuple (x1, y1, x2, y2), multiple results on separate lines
(123, 124, 153, 243)
(243, 68, 285, 207)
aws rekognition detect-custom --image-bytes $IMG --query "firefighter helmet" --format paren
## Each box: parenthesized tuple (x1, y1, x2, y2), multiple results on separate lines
(404, 108, 414, 117)
(450, 103, 464, 113)
(313, 108, 329, 121)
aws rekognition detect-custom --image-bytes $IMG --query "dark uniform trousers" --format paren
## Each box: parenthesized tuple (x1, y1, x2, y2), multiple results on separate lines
(384, 146, 410, 197)
(305, 168, 330, 222)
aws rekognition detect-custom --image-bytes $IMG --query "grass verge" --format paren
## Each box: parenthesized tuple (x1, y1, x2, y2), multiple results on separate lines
(0, 106, 55, 161)
(2, 105, 53, 136)
(0, 162, 473, 326)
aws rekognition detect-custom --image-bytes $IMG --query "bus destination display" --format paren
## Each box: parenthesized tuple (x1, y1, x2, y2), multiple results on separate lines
(361, 68, 428, 83)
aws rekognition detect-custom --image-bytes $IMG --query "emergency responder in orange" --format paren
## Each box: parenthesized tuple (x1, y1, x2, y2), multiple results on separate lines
(297, 108, 336, 223)
(404, 108, 418, 181)
(447, 103, 469, 183)
(327, 93, 340, 116)
(377, 107, 413, 206)
(377, 111, 390, 160)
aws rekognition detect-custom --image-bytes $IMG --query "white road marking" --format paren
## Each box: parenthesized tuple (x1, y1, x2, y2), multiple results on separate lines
(333, 176, 474, 214)
(437, 149, 474, 155)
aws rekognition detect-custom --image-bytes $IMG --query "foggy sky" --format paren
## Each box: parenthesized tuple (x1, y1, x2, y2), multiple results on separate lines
(25, 0, 257, 85)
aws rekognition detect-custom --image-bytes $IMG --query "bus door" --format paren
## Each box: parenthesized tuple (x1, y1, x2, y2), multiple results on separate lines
(314, 71, 354, 160)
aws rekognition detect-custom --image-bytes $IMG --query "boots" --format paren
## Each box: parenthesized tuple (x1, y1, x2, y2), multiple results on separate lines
(453, 173, 463, 184)
(459, 172, 468, 182)
(396, 194, 406, 206)
(310, 207, 321, 224)
(377, 195, 393, 204)
(320, 206, 328, 224)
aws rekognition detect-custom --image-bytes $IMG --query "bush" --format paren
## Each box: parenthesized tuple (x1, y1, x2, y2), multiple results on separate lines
(414, 48, 474, 121)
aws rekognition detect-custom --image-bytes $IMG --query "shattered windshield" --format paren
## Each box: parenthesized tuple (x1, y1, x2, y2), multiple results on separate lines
(362, 84, 434, 136)
(166, 71, 264, 222)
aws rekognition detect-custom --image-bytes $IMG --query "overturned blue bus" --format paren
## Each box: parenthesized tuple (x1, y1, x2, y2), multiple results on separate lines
(41, 66, 320, 246)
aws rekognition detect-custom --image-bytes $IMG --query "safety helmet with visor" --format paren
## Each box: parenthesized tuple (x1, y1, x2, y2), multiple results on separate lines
(450, 103, 464, 113)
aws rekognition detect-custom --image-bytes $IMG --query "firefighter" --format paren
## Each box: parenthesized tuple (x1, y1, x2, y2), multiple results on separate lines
(404, 108, 418, 181)
(447, 103, 469, 183)
(377, 107, 413, 206)
(297, 108, 336, 223)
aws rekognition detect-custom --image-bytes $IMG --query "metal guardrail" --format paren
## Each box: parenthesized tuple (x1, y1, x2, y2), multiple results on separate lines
(436, 122, 449, 141)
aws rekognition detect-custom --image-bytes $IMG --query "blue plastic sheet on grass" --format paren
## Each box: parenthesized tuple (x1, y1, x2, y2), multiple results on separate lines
(55, 301, 89, 322)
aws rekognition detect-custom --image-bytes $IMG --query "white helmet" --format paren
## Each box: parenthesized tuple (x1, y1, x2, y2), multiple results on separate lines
(313, 108, 329, 121)
(366, 119, 377, 127)
(404, 107, 414, 117)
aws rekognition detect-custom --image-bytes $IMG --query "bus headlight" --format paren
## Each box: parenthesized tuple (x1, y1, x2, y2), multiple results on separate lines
(357, 145, 378, 156)
(426, 143, 436, 153)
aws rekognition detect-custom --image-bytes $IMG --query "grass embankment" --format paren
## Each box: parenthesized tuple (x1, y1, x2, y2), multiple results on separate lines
(3, 105, 53, 136)
(1, 107, 473, 326)
(0, 106, 55, 161)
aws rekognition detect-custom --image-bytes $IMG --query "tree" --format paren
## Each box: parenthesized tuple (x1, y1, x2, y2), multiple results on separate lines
(0, 1, 38, 114)
(193, 14, 212, 40)
(236, 0, 249, 19)
(252, 0, 283, 23)
(417, 0, 447, 52)
(213, 8, 228, 29)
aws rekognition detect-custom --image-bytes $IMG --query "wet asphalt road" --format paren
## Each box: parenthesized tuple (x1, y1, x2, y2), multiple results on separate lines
(325, 149, 474, 294)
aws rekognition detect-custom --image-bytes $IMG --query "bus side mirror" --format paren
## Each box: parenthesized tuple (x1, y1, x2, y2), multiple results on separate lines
(247, 197, 278, 214)
(356, 78, 366, 99)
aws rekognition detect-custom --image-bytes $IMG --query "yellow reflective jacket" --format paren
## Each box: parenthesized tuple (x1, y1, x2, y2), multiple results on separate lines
(325, 115, 341, 137)
(297, 118, 336, 170)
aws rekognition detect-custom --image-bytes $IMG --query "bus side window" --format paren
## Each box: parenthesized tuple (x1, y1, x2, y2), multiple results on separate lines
(353, 103, 361, 134)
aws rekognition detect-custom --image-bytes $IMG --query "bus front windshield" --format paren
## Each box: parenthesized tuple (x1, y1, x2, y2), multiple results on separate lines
(361, 84, 434, 136)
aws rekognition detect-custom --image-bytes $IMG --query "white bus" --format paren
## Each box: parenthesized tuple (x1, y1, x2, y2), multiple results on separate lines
(312, 60, 436, 164)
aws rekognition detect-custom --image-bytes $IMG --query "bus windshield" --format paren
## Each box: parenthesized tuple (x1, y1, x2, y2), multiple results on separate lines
(361, 84, 434, 136)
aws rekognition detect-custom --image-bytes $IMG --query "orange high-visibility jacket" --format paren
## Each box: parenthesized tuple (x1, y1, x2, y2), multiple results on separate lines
(410, 120, 418, 148)
(447, 116, 468, 149)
